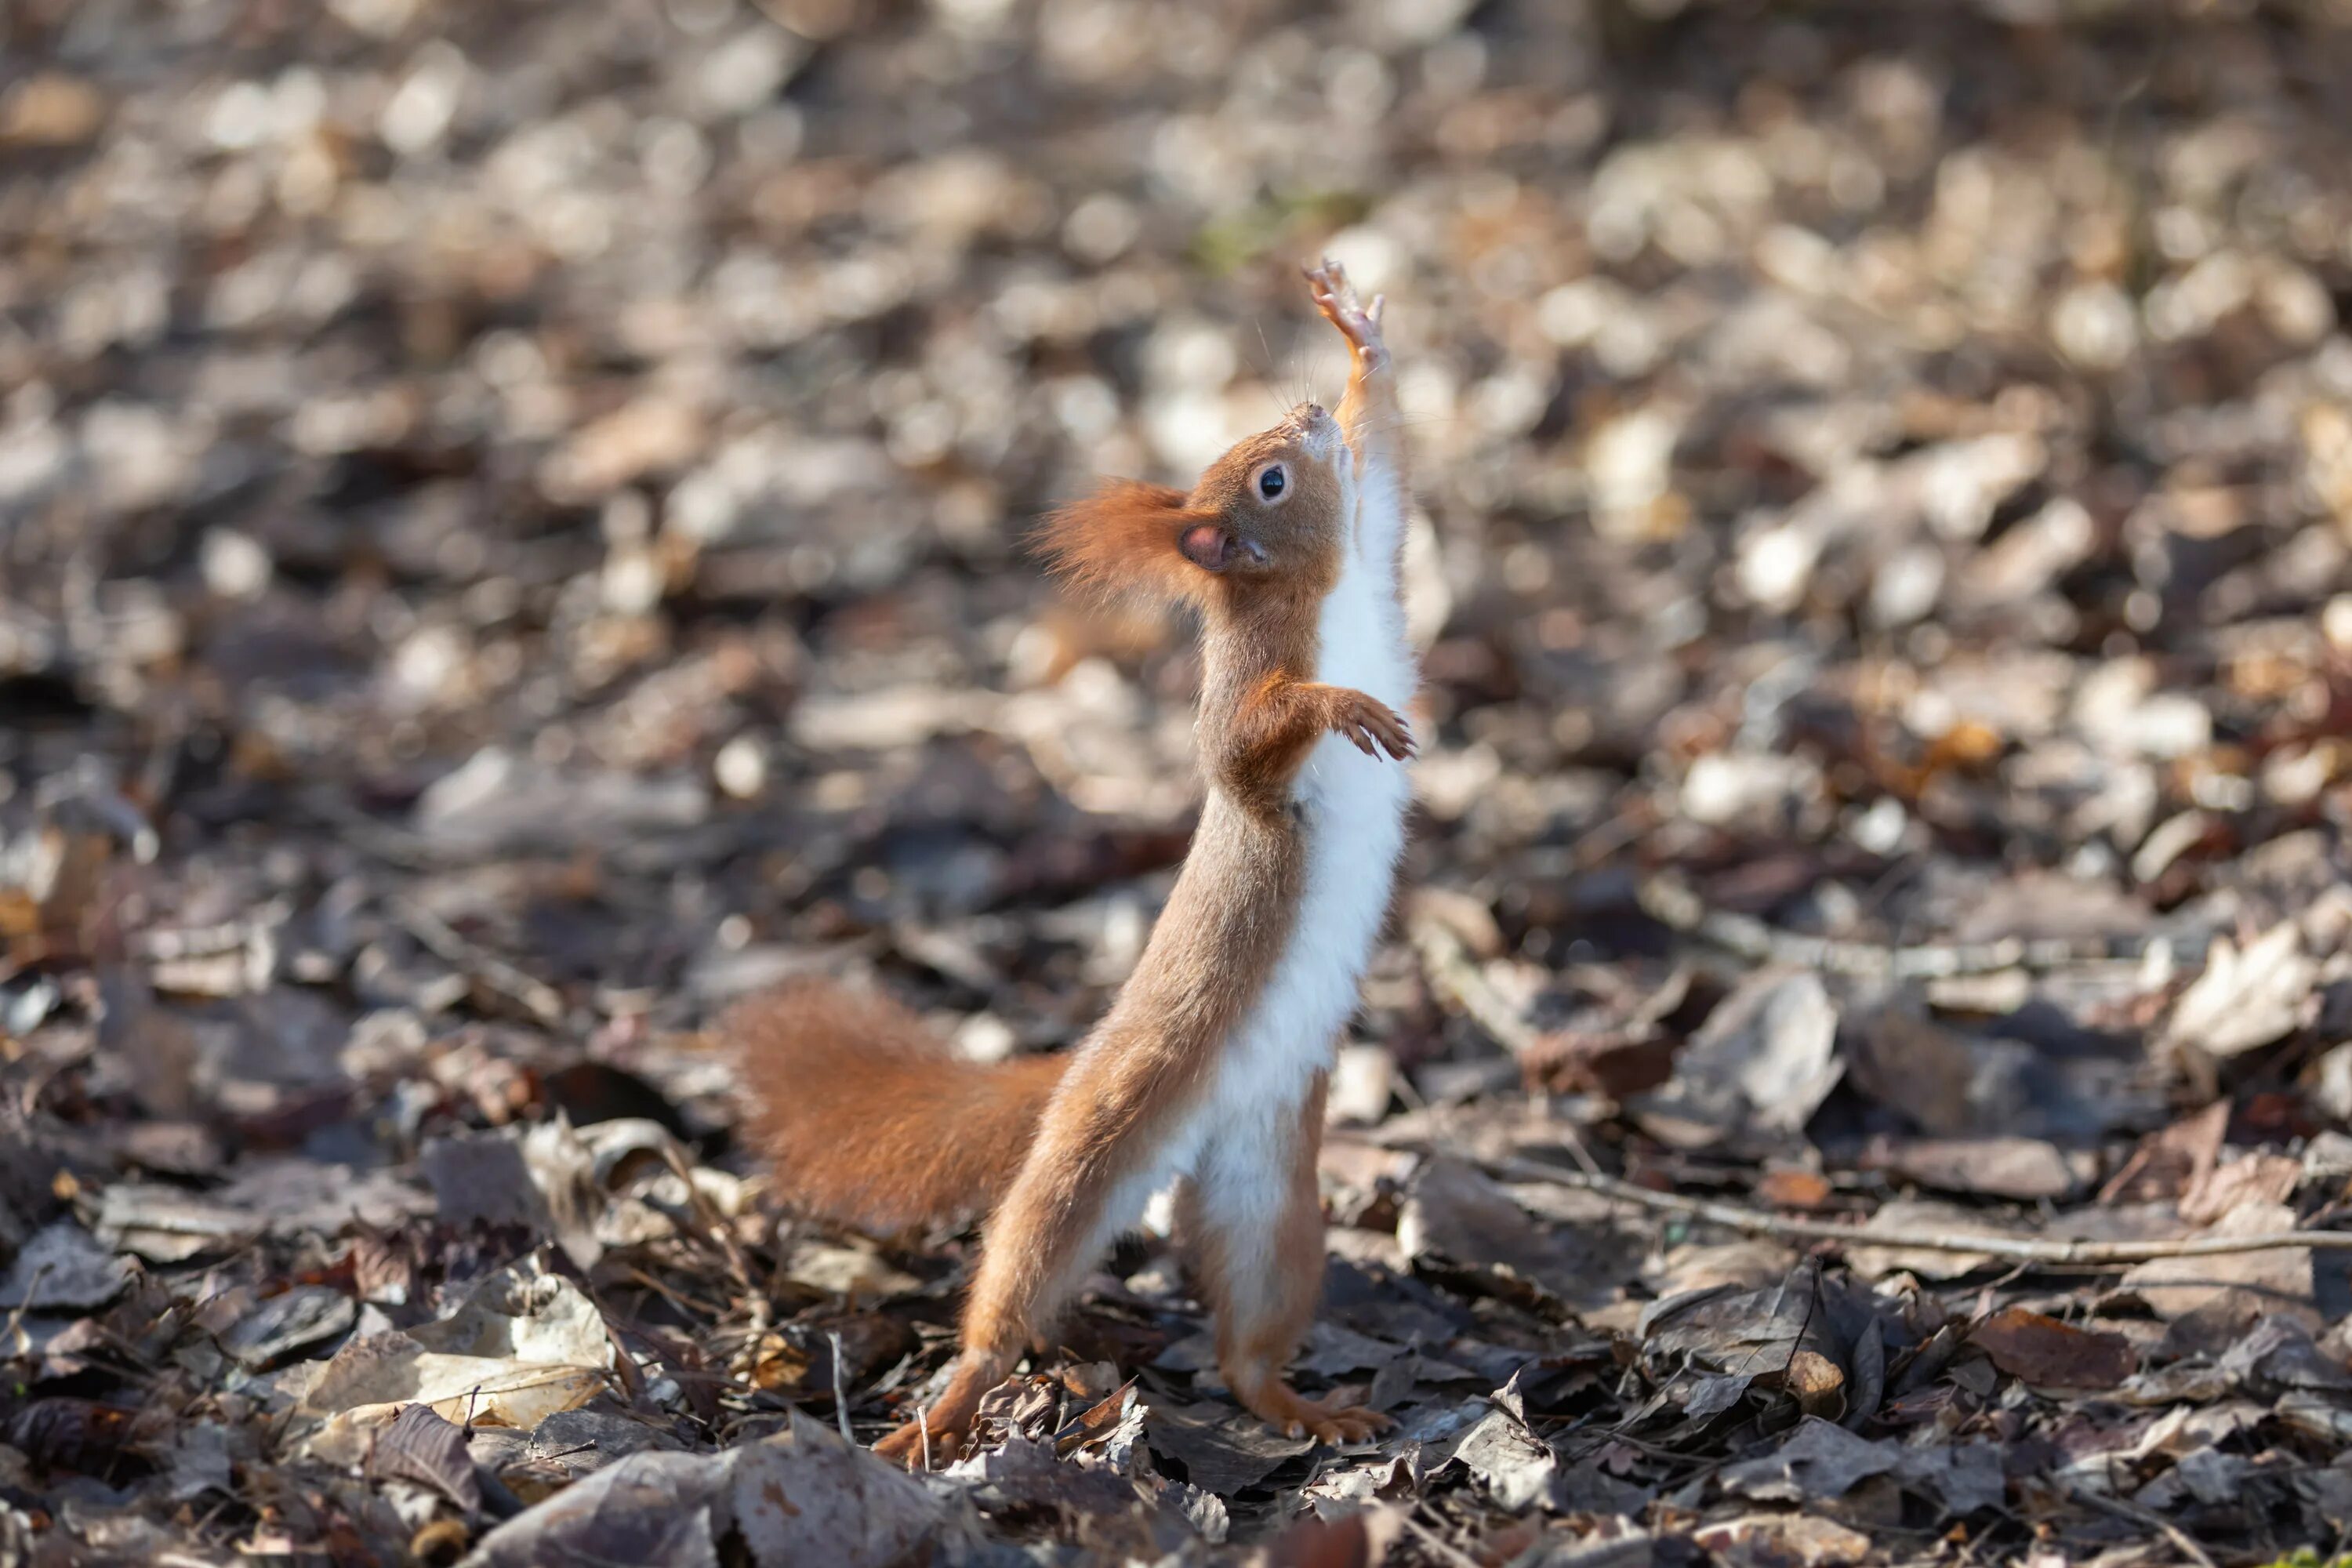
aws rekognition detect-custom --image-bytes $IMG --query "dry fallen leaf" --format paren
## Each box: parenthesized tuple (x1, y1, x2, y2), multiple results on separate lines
(1719, 1418, 1897, 1503)
(1697, 1512, 1874, 1567)
(1843, 1200, 2019, 1281)
(1397, 1156, 1628, 1313)
(2122, 1198, 2321, 1352)
(2100, 1099, 2230, 1205)
(1632, 969, 1841, 1147)
(2164, 921, 2318, 1063)
(1966, 1307, 2136, 1389)
(300, 1262, 614, 1450)
(1864, 1134, 2081, 1201)
(0, 1222, 132, 1312)
(2179, 1151, 2301, 1226)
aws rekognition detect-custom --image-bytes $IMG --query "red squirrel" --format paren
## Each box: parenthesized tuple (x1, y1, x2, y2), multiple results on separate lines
(728, 261, 1417, 1465)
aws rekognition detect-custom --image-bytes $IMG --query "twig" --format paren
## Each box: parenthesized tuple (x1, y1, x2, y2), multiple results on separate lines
(619, 1265, 731, 1322)
(388, 897, 564, 1022)
(828, 1330, 855, 1446)
(2067, 1481, 2217, 1568)
(664, 1146, 760, 1303)
(1408, 914, 1599, 1175)
(1634, 875, 2209, 978)
(918, 1403, 931, 1472)
(296, 789, 439, 868)
(1400, 1507, 1485, 1568)
(1473, 1153, 2352, 1265)
(2, 1261, 55, 1356)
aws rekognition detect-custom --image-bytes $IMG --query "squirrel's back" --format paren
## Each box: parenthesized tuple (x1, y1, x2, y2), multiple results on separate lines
(727, 980, 1070, 1236)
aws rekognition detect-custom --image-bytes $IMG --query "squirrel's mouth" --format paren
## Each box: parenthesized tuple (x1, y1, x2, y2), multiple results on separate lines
(1287, 402, 1338, 459)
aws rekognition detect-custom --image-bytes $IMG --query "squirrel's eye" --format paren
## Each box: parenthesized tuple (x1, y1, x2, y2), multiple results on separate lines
(1258, 465, 1287, 500)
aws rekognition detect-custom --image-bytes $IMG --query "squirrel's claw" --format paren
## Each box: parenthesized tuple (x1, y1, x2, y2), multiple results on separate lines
(1328, 689, 1413, 761)
(1304, 258, 1387, 363)
(1237, 1381, 1395, 1446)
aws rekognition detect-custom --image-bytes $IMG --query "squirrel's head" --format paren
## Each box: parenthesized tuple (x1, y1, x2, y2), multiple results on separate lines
(1037, 401, 1348, 609)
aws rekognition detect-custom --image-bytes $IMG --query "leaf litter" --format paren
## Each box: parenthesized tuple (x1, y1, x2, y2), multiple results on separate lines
(12, 0, 2352, 1563)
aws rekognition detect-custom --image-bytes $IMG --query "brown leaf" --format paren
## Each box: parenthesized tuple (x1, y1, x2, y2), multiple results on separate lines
(2121, 1198, 2321, 1352)
(1697, 1512, 1874, 1567)
(1632, 969, 1841, 1146)
(1844, 1200, 2020, 1281)
(2179, 1151, 2300, 1225)
(1396, 1157, 1628, 1313)
(1523, 1028, 1678, 1098)
(2100, 1099, 2229, 1205)
(370, 1403, 482, 1515)
(1864, 1134, 2081, 1201)
(1781, 1348, 1847, 1421)
(0, 74, 107, 147)
(1755, 1167, 1836, 1210)
(1266, 1508, 1406, 1568)
(1840, 1007, 1979, 1136)
(8, 1398, 143, 1472)
(1966, 1307, 2136, 1388)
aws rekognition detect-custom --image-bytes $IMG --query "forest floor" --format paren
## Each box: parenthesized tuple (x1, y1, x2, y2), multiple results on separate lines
(9, 0, 2352, 1563)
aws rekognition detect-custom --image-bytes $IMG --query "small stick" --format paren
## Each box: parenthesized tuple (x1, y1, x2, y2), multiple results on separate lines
(917, 1403, 931, 1472)
(2066, 1481, 2217, 1568)
(827, 1330, 855, 1446)
(1473, 1153, 2352, 1264)
(1400, 1508, 1486, 1568)
(390, 897, 565, 1022)
(2, 1261, 56, 1353)
(1409, 914, 1540, 1057)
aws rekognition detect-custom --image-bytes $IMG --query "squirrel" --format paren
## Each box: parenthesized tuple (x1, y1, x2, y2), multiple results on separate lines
(726, 260, 1417, 1465)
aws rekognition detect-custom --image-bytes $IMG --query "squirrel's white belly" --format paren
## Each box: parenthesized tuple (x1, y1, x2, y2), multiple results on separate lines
(1184, 523, 1416, 1209)
(1107, 459, 1415, 1262)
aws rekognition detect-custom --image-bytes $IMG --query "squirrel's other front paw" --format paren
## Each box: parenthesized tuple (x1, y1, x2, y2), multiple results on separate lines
(1327, 689, 1413, 760)
(1303, 259, 1387, 364)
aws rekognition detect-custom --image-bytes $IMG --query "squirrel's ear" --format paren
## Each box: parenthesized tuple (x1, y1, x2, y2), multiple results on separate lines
(1033, 481, 1219, 604)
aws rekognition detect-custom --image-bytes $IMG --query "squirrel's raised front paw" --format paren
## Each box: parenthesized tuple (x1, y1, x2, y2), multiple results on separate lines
(1303, 258, 1387, 365)
(1327, 688, 1413, 760)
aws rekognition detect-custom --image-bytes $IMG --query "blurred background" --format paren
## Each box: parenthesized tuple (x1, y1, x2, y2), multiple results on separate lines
(10, 0, 2352, 1065)
(14, 0, 2352, 1555)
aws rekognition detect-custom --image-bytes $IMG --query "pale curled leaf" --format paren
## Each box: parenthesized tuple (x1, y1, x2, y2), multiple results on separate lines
(2164, 921, 2317, 1061)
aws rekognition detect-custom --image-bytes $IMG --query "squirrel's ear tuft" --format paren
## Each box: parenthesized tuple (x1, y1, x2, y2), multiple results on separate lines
(1032, 480, 1218, 605)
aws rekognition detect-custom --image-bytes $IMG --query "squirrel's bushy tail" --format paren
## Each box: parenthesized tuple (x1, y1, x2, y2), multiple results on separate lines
(724, 980, 1069, 1236)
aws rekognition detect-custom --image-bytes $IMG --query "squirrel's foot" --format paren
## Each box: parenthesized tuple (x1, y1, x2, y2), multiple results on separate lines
(1237, 1380, 1392, 1445)
(873, 1412, 966, 1470)
(1303, 258, 1388, 368)
(870, 1352, 1006, 1469)
(1327, 687, 1414, 760)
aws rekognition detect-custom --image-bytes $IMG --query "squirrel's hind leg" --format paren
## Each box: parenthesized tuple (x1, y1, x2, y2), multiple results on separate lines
(874, 1047, 1192, 1467)
(1179, 1071, 1388, 1445)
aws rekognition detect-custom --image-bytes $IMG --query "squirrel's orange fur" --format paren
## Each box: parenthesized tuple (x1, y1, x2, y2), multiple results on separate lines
(729, 261, 1414, 1465)
(728, 982, 1069, 1236)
